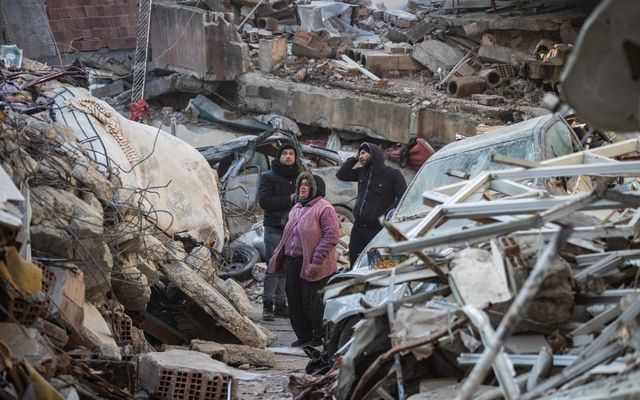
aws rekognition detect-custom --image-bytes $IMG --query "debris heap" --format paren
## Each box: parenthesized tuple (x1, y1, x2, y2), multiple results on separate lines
(0, 61, 276, 399)
(294, 137, 640, 399)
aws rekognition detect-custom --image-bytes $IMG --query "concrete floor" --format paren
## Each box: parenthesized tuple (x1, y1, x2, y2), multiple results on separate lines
(236, 296, 310, 399)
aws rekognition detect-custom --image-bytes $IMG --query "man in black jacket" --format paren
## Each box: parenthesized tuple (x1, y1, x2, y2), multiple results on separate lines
(336, 142, 407, 266)
(258, 142, 302, 320)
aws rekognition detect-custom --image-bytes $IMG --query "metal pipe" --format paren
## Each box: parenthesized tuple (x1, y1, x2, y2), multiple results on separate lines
(462, 306, 520, 399)
(479, 68, 503, 88)
(526, 347, 553, 391)
(447, 76, 486, 97)
(386, 268, 405, 400)
(256, 17, 277, 30)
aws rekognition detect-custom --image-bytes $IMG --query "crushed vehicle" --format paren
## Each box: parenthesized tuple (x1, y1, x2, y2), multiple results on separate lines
(323, 111, 584, 354)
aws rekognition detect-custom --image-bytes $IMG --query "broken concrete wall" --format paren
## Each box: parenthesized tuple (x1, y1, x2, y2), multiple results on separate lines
(239, 72, 415, 143)
(150, 3, 250, 81)
(416, 108, 476, 143)
(47, 0, 138, 53)
(240, 73, 471, 144)
(0, 0, 57, 59)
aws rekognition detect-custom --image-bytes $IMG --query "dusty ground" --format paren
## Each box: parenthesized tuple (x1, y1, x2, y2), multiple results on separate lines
(236, 302, 310, 399)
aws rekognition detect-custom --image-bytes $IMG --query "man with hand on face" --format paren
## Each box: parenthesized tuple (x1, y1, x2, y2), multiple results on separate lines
(336, 142, 407, 267)
(258, 142, 302, 321)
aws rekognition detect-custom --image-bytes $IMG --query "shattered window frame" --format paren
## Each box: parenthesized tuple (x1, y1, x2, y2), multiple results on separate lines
(395, 136, 536, 220)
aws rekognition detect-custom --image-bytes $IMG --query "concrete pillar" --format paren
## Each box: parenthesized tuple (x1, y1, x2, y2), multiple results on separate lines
(258, 36, 287, 73)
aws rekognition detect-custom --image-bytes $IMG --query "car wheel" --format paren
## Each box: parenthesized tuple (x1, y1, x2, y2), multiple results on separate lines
(334, 206, 354, 238)
(326, 315, 360, 357)
(219, 243, 260, 281)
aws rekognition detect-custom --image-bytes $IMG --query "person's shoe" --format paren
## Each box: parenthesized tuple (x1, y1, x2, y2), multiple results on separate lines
(262, 302, 274, 321)
(291, 338, 312, 347)
(274, 302, 289, 318)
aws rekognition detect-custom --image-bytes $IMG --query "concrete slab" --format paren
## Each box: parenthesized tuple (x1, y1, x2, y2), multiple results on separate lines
(239, 72, 415, 143)
(0, 323, 56, 369)
(190, 339, 227, 361)
(412, 40, 465, 74)
(81, 302, 121, 360)
(149, 120, 239, 149)
(150, 3, 249, 81)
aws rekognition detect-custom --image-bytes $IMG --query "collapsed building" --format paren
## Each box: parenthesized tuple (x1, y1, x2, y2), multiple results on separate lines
(133, 0, 597, 144)
(0, 60, 281, 398)
(1, 0, 640, 399)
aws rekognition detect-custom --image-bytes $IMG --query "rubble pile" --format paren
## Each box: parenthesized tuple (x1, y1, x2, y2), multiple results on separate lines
(294, 138, 640, 399)
(0, 61, 277, 398)
(238, 0, 595, 107)
(118, 0, 599, 146)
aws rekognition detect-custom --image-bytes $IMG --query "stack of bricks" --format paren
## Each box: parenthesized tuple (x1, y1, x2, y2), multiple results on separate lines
(46, 0, 139, 53)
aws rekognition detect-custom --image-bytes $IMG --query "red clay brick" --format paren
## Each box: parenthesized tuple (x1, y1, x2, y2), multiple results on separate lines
(55, 41, 72, 53)
(91, 27, 111, 39)
(75, 38, 106, 52)
(68, 0, 95, 5)
(125, 26, 138, 37)
(85, 17, 111, 28)
(74, 18, 95, 29)
(112, 4, 135, 16)
(110, 15, 130, 27)
(47, 0, 66, 8)
(67, 7, 86, 18)
(84, 5, 106, 17)
(47, 8, 68, 20)
(48, 19, 68, 32)
(109, 37, 136, 50)
(111, 26, 129, 38)
(52, 30, 73, 42)
(69, 28, 92, 39)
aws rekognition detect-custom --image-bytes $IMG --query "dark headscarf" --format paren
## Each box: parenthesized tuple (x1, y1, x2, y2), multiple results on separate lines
(295, 172, 325, 205)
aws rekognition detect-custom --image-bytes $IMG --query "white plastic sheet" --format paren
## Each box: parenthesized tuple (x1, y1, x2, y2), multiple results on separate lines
(297, 1, 354, 35)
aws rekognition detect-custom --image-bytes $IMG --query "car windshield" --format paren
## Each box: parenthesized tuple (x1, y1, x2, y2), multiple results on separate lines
(395, 136, 536, 219)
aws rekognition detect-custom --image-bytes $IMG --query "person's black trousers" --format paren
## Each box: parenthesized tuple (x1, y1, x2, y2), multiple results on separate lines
(284, 256, 331, 342)
(349, 223, 382, 266)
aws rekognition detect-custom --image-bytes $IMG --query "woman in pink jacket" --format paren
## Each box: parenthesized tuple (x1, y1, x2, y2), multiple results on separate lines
(268, 172, 339, 347)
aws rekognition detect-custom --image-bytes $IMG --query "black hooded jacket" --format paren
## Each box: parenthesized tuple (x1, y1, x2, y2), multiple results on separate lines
(258, 158, 302, 228)
(336, 143, 407, 227)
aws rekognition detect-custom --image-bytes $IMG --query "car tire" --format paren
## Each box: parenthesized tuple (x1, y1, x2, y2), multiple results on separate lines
(334, 205, 354, 238)
(219, 243, 260, 281)
(326, 315, 360, 357)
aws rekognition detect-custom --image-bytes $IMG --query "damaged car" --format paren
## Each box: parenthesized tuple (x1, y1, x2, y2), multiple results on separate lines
(323, 111, 584, 354)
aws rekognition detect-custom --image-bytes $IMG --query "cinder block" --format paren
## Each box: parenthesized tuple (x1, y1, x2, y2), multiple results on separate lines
(139, 351, 236, 400)
(258, 35, 287, 72)
(67, 6, 86, 18)
(104, 311, 134, 345)
(84, 5, 106, 18)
